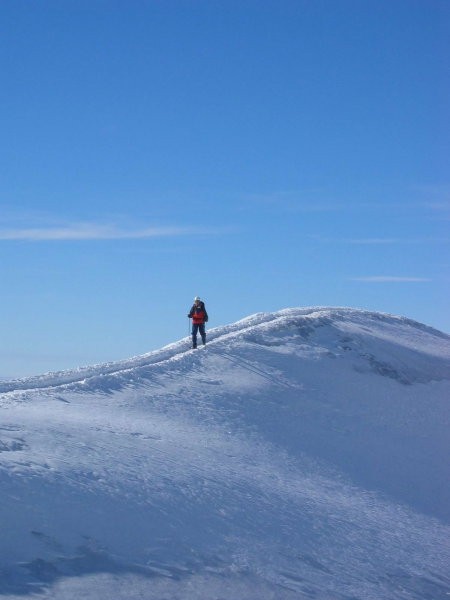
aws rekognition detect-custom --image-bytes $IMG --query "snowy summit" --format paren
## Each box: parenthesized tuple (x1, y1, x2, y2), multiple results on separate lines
(1, 307, 449, 599)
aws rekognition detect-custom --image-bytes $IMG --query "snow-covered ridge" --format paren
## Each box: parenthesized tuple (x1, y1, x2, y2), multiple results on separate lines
(1, 306, 449, 394)
(1, 307, 449, 599)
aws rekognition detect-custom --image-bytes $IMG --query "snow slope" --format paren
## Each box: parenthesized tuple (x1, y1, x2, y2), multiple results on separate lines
(0, 307, 449, 600)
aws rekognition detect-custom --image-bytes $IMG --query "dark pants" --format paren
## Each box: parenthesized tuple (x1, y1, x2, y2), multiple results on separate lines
(192, 323, 206, 348)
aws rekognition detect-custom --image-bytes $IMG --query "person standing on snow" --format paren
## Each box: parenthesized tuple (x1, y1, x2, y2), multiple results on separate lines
(188, 296, 208, 348)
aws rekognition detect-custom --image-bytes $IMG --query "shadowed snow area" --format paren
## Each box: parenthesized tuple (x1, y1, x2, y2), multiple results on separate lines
(0, 307, 449, 599)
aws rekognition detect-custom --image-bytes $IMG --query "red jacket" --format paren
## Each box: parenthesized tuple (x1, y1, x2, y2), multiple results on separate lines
(189, 302, 208, 324)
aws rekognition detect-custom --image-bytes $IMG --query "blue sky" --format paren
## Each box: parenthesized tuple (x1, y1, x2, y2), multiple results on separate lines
(1, 0, 449, 377)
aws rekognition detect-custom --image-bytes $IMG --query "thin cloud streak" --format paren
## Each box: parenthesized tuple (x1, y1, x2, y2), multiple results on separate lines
(350, 276, 432, 283)
(0, 223, 226, 241)
(344, 238, 450, 245)
(310, 235, 450, 245)
(345, 238, 417, 245)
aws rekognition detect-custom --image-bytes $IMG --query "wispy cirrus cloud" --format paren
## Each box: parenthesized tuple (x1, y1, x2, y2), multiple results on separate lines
(310, 235, 450, 245)
(344, 238, 413, 245)
(241, 189, 430, 214)
(350, 276, 432, 283)
(0, 222, 226, 241)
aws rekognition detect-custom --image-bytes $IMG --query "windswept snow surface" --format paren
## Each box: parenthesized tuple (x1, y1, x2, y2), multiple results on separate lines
(1, 307, 449, 599)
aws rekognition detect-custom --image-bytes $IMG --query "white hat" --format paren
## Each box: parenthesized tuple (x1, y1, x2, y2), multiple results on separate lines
(194, 296, 201, 301)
